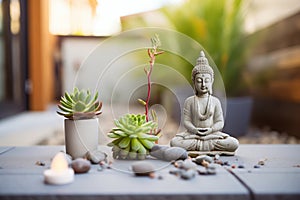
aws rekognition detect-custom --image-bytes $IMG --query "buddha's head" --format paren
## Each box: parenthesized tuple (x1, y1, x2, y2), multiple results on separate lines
(192, 51, 214, 95)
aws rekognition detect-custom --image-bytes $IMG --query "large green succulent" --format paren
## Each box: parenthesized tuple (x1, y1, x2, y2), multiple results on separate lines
(108, 114, 160, 160)
(57, 87, 102, 120)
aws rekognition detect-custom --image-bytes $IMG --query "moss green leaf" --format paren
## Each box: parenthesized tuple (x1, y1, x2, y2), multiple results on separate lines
(74, 101, 86, 112)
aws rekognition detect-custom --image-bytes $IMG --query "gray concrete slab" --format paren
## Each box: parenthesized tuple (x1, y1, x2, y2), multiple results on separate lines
(0, 147, 14, 155)
(0, 146, 249, 200)
(1, 145, 300, 200)
(221, 145, 300, 200)
(234, 171, 300, 200)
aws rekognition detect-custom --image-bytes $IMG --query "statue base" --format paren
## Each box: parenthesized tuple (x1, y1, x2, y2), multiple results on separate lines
(188, 150, 235, 157)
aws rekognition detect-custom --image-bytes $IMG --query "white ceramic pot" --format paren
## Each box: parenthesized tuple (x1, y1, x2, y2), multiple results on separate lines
(64, 118, 99, 159)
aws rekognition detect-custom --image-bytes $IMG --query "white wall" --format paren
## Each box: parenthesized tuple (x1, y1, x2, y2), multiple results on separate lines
(60, 37, 145, 105)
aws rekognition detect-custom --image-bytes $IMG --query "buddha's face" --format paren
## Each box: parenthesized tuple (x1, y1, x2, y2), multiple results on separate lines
(194, 73, 212, 95)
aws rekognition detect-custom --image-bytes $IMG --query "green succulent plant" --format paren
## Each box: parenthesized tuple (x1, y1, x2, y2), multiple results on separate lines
(57, 87, 102, 120)
(108, 114, 160, 160)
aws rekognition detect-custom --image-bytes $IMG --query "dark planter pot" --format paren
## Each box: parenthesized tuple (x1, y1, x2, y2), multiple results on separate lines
(222, 97, 253, 137)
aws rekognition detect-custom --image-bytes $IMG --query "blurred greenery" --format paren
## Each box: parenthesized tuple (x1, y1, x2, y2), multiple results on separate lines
(162, 0, 250, 96)
(122, 0, 254, 96)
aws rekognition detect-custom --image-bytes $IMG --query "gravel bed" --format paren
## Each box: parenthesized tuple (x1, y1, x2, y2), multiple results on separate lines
(238, 126, 300, 144)
(39, 124, 300, 145)
(38, 104, 300, 145)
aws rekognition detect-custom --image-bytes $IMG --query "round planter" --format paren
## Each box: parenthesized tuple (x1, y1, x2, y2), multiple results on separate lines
(64, 118, 99, 159)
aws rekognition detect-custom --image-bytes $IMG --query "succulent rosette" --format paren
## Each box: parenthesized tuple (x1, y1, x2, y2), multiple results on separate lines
(57, 87, 102, 120)
(108, 114, 160, 160)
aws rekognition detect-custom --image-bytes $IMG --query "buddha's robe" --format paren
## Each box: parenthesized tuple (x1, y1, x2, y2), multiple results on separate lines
(170, 95, 239, 152)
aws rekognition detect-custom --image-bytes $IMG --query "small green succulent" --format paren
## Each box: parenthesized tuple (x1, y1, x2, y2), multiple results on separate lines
(108, 114, 160, 160)
(57, 87, 102, 120)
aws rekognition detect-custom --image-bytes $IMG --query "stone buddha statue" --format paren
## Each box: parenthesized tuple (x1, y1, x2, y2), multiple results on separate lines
(170, 51, 239, 155)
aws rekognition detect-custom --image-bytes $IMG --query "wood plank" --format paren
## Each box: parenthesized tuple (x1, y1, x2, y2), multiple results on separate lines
(27, 0, 56, 110)
(268, 79, 300, 102)
(252, 98, 300, 137)
(249, 11, 300, 54)
(248, 46, 300, 72)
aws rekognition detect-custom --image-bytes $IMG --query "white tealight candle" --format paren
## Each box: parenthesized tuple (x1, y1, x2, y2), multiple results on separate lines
(44, 152, 74, 185)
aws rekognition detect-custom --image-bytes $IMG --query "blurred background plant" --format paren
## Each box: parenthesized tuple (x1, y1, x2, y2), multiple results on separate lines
(123, 0, 253, 97)
(162, 0, 251, 96)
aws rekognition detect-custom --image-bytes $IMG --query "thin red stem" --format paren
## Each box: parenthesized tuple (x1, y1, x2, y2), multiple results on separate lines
(145, 52, 155, 122)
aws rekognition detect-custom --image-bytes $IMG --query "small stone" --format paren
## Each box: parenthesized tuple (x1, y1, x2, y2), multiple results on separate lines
(150, 145, 169, 160)
(170, 160, 176, 165)
(238, 165, 245, 168)
(207, 168, 216, 175)
(86, 150, 107, 164)
(97, 166, 104, 171)
(207, 163, 217, 170)
(258, 159, 266, 166)
(182, 159, 197, 170)
(71, 158, 91, 174)
(131, 161, 155, 176)
(150, 146, 188, 161)
(65, 154, 73, 165)
(214, 160, 223, 165)
(223, 161, 230, 166)
(174, 160, 184, 168)
(35, 161, 45, 166)
(254, 165, 260, 168)
(181, 169, 196, 180)
(201, 160, 209, 168)
(169, 169, 183, 176)
(163, 147, 188, 161)
(99, 160, 112, 169)
(207, 164, 217, 174)
(149, 172, 156, 179)
(214, 154, 220, 160)
(99, 161, 106, 166)
(197, 168, 208, 175)
(193, 155, 213, 165)
(158, 175, 164, 180)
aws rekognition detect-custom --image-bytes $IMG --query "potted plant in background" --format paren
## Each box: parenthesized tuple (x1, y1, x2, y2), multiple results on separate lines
(161, 0, 254, 136)
(57, 87, 102, 159)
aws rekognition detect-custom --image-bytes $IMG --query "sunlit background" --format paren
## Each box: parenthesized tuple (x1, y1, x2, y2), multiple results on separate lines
(0, 0, 300, 146)
(49, 0, 183, 36)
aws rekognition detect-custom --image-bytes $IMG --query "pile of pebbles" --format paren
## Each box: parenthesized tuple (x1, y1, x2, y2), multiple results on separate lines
(70, 150, 109, 173)
(130, 148, 269, 180)
(170, 157, 218, 180)
(69, 158, 112, 174)
(130, 154, 219, 180)
(130, 145, 222, 180)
